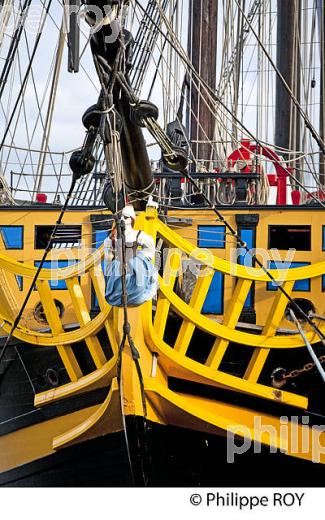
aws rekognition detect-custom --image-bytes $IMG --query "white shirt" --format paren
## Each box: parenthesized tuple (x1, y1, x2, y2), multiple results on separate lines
(104, 225, 155, 262)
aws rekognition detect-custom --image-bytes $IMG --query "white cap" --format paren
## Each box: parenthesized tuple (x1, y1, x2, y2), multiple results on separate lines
(122, 205, 136, 220)
(146, 195, 158, 209)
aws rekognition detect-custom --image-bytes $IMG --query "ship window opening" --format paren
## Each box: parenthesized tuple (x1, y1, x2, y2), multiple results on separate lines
(0, 225, 23, 249)
(198, 225, 226, 249)
(16, 275, 23, 291)
(16, 261, 23, 291)
(34, 299, 64, 324)
(202, 272, 224, 314)
(267, 261, 310, 292)
(285, 299, 315, 322)
(268, 225, 311, 251)
(35, 225, 82, 249)
(34, 260, 77, 290)
(94, 229, 109, 248)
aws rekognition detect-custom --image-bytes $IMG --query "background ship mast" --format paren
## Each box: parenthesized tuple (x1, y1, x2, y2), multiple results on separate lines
(0, 1, 324, 205)
(188, 0, 218, 168)
(0, 0, 12, 47)
(319, 0, 325, 185)
(275, 0, 302, 185)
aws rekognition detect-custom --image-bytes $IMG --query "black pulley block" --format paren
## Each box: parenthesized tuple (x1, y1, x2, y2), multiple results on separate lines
(82, 105, 123, 134)
(82, 105, 101, 129)
(82, 105, 123, 143)
(130, 100, 159, 127)
(102, 180, 125, 213)
(69, 150, 95, 179)
(163, 146, 188, 172)
(166, 120, 188, 148)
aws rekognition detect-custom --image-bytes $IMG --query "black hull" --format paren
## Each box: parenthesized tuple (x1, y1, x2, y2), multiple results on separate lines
(1, 418, 325, 487)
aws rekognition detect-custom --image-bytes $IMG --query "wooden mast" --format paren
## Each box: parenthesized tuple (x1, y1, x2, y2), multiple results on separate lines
(319, 0, 325, 185)
(275, 0, 301, 185)
(189, 0, 217, 167)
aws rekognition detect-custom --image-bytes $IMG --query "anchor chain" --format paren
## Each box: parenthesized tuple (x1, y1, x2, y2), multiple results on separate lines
(271, 356, 325, 388)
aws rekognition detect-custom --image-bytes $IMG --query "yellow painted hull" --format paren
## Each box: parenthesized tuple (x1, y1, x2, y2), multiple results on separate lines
(0, 205, 325, 482)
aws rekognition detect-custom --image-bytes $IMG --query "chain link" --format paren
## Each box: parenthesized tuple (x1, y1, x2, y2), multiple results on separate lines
(285, 355, 325, 381)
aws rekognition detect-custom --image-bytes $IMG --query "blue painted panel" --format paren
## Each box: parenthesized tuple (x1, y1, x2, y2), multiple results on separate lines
(92, 230, 109, 309)
(93, 259, 106, 309)
(16, 275, 23, 291)
(0, 226, 23, 249)
(34, 260, 76, 290)
(267, 261, 310, 291)
(95, 229, 109, 249)
(238, 228, 254, 307)
(202, 271, 224, 314)
(198, 225, 225, 249)
(15, 261, 23, 290)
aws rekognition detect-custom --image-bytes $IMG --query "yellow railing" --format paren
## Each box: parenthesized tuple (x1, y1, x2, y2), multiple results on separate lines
(0, 243, 118, 385)
(0, 207, 324, 411)
(141, 208, 325, 409)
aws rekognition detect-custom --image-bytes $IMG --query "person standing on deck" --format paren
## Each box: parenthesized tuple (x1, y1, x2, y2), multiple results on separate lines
(104, 203, 158, 306)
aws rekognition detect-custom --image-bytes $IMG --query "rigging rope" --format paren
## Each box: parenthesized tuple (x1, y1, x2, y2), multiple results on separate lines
(0, 0, 53, 154)
(233, 0, 325, 155)
(0, 0, 32, 99)
(83, 5, 150, 482)
(115, 216, 146, 486)
(178, 166, 325, 344)
(135, 0, 325, 206)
